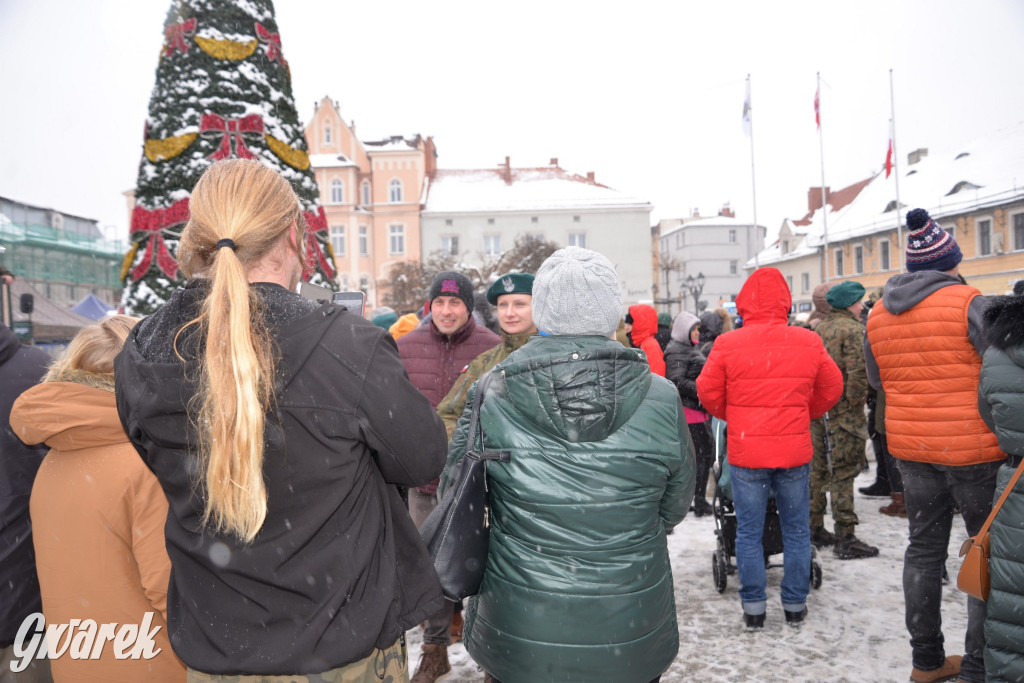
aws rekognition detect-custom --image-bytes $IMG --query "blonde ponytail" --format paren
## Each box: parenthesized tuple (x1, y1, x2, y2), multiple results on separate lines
(177, 159, 307, 542)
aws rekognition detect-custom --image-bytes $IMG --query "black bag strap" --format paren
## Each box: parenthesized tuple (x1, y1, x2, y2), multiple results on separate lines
(466, 373, 511, 464)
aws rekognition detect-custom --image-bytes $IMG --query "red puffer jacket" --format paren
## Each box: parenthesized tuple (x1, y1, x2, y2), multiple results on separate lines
(628, 304, 666, 377)
(696, 268, 842, 469)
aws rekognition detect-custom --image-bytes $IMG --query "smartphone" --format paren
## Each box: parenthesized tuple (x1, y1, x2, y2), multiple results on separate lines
(332, 291, 366, 317)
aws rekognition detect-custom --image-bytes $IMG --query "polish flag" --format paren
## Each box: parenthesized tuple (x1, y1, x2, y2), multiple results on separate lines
(885, 138, 893, 178)
(814, 88, 820, 129)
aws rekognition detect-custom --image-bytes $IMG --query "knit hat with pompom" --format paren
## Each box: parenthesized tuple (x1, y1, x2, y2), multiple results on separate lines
(905, 208, 962, 272)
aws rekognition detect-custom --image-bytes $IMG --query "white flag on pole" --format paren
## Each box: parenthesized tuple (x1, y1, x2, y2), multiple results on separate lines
(742, 81, 752, 137)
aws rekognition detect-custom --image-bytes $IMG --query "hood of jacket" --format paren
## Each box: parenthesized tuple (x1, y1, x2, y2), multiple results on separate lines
(881, 270, 962, 315)
(983, 295, 1024, 366)
(0, 323, 20, 365)
(735, 268, 791, 325)
(671, 311, 700, 343)
(810, 282, 832, 320)
(11, 375, 123, 452)
(627, 305, 658, 345)
(497, 336, 652, 443)
(698, 310, 722, 342)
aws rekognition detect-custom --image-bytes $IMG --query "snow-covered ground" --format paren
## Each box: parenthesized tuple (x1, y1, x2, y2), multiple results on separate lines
(408, 464, 973, 682)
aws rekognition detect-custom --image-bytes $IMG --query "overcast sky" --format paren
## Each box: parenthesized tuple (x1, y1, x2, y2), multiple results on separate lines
(2, 0, 1022, 245)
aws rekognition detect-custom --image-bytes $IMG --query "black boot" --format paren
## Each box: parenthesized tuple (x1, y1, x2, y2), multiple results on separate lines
(858, 480, 891, 497)
(692, 498, 713, 517)
(784, 607, 807, 625)
(743, 612, 765, 629)
(810, 526, 835, 548)
(833, 533, 880, 560)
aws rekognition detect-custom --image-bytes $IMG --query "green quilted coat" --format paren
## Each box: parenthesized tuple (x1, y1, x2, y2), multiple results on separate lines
(440, 335, 695, 683)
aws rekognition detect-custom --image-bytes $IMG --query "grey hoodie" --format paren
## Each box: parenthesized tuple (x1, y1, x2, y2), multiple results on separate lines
(670, 311, 701, 343)
(864, 270, 988, 389)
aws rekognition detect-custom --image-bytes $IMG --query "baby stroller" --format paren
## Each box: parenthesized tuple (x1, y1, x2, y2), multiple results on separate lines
(709, 418, 823, 593)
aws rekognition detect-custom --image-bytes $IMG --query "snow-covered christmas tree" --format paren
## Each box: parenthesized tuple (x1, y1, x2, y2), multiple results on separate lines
(120, 0, 338, 316)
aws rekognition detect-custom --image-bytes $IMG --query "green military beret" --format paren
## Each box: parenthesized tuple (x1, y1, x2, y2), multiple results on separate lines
(826, 280, 866, 309)
(486, 272, 535, 305)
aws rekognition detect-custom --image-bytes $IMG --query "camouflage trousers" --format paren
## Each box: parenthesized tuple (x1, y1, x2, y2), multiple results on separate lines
(809, 419, 864, 535)
(187, 639, 408, 683)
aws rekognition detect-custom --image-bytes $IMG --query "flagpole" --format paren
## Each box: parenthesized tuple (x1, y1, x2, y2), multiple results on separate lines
(890, 68, 904, 273)
(747, 74, 760, 269)
(817, 72, 830, 282)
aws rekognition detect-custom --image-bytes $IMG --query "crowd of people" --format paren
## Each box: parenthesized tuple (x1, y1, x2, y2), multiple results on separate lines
(1, 159, 1022, 683)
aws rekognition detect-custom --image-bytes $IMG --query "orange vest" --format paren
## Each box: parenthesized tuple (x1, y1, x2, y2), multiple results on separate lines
(866, 284, 1002, 465)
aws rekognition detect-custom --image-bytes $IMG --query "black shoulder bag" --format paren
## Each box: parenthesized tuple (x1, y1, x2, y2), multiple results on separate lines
(420, 372, 510, 600)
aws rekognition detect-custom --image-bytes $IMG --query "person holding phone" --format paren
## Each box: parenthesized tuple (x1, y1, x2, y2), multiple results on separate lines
(396, 269, 499, 682)
(114, 159, 448, 680)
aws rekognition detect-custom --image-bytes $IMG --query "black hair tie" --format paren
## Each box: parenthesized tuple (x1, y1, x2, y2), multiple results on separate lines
(215, 238, 237, 251)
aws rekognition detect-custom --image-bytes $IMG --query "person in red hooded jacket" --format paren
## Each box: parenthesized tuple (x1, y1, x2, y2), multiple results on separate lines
(625, 304, 666, 376)
(697, 267, 842, 630)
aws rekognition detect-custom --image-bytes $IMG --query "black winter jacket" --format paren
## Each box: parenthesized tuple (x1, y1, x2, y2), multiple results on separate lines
(664, 340, 705, 410)
(115, 281, 447, 675)
(0, 324, 49, 646)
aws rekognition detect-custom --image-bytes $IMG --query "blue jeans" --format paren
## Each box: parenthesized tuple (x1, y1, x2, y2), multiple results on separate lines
(731, 464, 811, 615)
(897, 459, 1000, 683)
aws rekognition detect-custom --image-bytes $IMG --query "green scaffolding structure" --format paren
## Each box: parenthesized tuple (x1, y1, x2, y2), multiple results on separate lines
(0, 221, 124, 288)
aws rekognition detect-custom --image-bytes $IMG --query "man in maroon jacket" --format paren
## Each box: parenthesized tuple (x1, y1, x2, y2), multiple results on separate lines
(397, 270, 499, 683)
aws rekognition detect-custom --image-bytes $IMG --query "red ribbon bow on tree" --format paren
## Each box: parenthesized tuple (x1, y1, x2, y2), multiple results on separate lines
(255, 23, 285, 65)
(200, 113, 264, 161)
(302, 207, 335, 281)
(130, 197, 190, 282)
(164, 18, 197, 56)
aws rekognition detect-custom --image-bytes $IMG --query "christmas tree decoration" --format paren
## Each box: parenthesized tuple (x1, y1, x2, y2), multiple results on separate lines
(121, 0, 337, 316)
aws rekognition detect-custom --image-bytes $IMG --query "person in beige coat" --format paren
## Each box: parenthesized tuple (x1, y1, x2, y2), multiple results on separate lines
(10, 316, 185, 682)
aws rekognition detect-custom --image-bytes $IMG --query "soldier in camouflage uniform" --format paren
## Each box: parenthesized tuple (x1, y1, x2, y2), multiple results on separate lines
(808, 280, 880, 559)
(437, 272, 537, 437)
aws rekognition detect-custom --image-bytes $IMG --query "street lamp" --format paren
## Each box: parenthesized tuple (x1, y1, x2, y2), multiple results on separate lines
(685, 272, 705, 315)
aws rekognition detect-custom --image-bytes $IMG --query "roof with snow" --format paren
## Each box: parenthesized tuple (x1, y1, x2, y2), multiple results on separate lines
(749, 120, 1024, 268)
(309, 153, 357, 168)
(362, 135, 423, 153)
(660, 215, 763, 238)
(423, 166, 651, 214)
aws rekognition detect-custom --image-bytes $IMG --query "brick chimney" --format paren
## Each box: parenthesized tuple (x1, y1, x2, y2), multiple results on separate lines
(808, 187, 831, 213)
(586, 171, 595, 183)
(719, 202, 735, 218)
(549, 157, 558, 166)
(907, 148, 929, 165)
(503, 156, 512, 185)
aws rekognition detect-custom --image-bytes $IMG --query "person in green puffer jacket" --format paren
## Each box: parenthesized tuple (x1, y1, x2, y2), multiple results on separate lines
(977, 291, 1024, 683)
(440, 247, 695, 683)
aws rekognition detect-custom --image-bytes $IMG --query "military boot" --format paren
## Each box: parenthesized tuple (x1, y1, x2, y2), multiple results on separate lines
(909, 655, 961, 682)
(833, 533, 880, 560)
(810, 526, 835, 548)
(411, 644, 451, 683)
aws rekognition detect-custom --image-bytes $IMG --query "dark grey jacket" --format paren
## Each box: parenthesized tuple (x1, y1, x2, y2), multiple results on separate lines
(0, 324, 49, 645)
(977, 294, 1024, 682)
(115, 281, 447, 675)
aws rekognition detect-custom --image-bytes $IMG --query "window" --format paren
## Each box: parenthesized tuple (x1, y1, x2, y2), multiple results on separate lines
(573, 215, 581, 223)
(944, 225, 956, 243)
(530, 216, 539, 224)
(484, 234, 501, 257)
(835, 248, 844, 277)
(729, 229, 737, 243)
(880, 239, 890, 270)
(388, 179, 403, 203)
(361, 181, 370, 206)
(340, 274, 349, 290)
(359, 276, 369, 294)
(324, 125, 332, 145)
(445, 219, 453, 226)
(854, 244, 864, 274)
(358, 226, 368, 256)
(729, 260, 738, 275)
(330, 179, 343, 204)
(801, 272, 810, 292)
(487, 218, 495, 225)
(441, 235, 459, 257)
(978, 218, 992, 256)
(389, 225, 405, 255)
(1015, 214, 1024, 251)
(67, 285, 75, 300)
(781, 240, 789, 255)
(568, 232, 586, 248)
(330, 225, 346, 257)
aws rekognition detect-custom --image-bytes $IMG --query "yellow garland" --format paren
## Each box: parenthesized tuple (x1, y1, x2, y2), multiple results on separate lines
(120, 242, 140, 283)
(325, 240, 335, 260)
(195, 36, 258, 60)
(144, 133, 198, 162)
(266, 135, 310, 170)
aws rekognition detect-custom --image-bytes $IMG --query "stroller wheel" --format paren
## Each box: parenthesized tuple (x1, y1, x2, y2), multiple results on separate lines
(811, 559, 823, 589)
(712, 550, 728, 593)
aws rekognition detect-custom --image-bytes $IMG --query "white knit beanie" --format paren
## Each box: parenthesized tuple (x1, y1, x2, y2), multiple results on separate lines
(532, 246, 622, 336)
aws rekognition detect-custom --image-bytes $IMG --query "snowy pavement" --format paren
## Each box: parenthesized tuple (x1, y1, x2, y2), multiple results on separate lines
(407, 465, 974, 682)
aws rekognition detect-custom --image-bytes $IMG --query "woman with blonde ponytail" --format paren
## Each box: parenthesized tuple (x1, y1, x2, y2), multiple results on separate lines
(115, 159, 448, 680)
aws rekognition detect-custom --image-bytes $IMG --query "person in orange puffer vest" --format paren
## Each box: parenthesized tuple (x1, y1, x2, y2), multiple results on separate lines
(625, 304, 666, 376)
(865, 208, 1002, 683)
